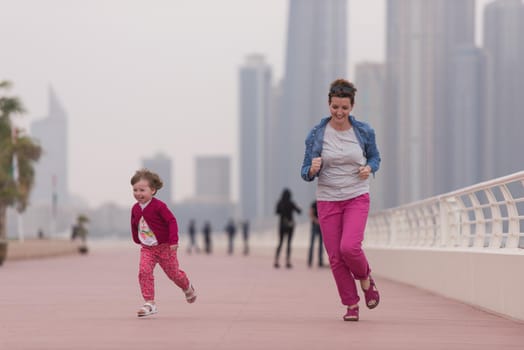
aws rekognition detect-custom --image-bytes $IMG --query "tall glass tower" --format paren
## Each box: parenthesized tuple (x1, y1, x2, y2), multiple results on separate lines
(484, 0, 524, 177)
(275, 0, 347, 211)
(31, 87, 69, 207)
(142, 153, 173, 206)
(384, 0, 475, 207)
(239, 54, 272, 222)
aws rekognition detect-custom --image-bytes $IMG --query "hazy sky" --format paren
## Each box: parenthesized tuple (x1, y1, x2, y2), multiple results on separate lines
(1, 0, 493, 208)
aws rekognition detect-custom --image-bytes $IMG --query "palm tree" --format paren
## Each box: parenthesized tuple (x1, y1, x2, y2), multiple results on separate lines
(0, 81, 41, 265)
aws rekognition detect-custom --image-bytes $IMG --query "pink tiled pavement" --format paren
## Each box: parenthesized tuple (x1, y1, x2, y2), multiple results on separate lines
(1, 240, 523, 350)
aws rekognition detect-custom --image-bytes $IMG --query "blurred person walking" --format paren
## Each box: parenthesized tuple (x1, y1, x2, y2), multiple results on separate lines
(274, 188, 302, 268)
(71, 214, 89, 254)
(242, 220, 250, 256)
(308, 200, 325, 268)
(225, 218, 236, 255)
(202, 221, 212, 254)
(301, 78, 381, 321)
(186, 219, 200, 254)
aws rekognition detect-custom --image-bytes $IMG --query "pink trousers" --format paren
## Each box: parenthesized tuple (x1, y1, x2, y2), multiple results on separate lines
(138, 244, 190, 301)
(317, 193, 371, 307)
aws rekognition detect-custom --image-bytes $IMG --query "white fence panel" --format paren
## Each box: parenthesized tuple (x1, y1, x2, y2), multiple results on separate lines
(366, 171, 524, 250)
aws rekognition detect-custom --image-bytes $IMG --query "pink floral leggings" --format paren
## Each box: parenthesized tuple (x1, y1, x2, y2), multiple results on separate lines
(138, 244, 190, 301)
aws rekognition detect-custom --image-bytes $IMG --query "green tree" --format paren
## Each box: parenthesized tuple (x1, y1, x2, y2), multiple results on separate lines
(0, 81, 41, 265)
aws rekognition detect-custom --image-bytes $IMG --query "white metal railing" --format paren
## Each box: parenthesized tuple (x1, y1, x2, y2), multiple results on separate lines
(366, 171, 524, 249)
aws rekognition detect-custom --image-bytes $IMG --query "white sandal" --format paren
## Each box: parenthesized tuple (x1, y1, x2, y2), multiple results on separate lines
(185, 284, 197, 304)
(137, 302, 157, 317)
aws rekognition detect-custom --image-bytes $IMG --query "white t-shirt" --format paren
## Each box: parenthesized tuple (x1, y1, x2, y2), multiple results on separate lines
(316, 124, 370, 201)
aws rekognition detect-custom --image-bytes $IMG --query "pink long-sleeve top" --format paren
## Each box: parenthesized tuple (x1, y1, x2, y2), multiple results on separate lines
(131, 197, 179, 245)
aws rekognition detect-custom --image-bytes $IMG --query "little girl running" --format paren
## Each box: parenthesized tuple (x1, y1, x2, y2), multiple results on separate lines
(130, 169, 196, 317)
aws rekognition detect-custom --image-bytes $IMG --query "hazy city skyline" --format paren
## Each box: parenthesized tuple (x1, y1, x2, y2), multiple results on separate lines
(1, 0, 494, 208)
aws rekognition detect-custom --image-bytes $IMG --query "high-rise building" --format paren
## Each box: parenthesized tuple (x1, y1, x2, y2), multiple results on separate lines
(433, 0, 476, 195)
(239, 54, 272, 221)
(142, 152, 173, 205)
(384, 0, 475, 207)
(30, 87, 69, 207)
(449, 46, 489, 189)
(267, 81, 284, 222)
(173, 156, 233, 232)
(484, 0, 524, 177)
(354, 62, 387, 211)
(275, 0, 347, 210)
(195, 156, 230, 202)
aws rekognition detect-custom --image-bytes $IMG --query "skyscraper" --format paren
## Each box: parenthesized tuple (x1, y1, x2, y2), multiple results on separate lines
(354, 62, 387, 211)
(195, 156, 230, 202)
(239, 54, 271, 221)
(275, 0, 347, 210)
(484, 0, 524, 177)
(30, 87, 69, 207)
(142, 152, 173, 205)
(174, 155, 234, 232)
(433, 0, 476, 195)
(449, 46, 489, 189)
(384, 0, 475, 207)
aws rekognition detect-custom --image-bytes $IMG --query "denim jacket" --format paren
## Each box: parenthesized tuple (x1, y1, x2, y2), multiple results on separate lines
(300, 115, 381, 181)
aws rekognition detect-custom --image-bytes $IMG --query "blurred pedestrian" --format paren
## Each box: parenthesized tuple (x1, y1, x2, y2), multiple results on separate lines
(130, 169, 196, 317)
(301, 78, 381, 321)
(225, 218, 236, 255)
(202, 221, 212, 254)
(308, 200, 325, 268)
(274, 188, 302, 268)
(75, 215, 89, 254)
(186, 219, 200, 254)
(242, 220, 250, 256)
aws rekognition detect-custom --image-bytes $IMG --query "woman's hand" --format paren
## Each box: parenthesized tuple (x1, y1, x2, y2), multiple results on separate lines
(309, 157, 322, 177)
(358, 165, 372, 180)
(170, 244, 178, 251)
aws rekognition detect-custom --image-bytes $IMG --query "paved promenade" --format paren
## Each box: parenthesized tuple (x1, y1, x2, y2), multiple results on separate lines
(1, 239, 523, 350)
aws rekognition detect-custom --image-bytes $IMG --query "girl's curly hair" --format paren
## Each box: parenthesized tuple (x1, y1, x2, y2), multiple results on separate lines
(130, 168, 163, 192)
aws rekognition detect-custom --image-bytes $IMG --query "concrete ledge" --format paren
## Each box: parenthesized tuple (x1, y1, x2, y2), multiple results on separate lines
(366, 246, 524, 321)
(6, 239, 82, 261)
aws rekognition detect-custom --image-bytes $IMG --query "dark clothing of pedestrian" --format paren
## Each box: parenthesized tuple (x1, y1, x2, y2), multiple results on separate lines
(225, 219, 236, 255)
(274, 188, 302, 268)
(308, 201, 325, 267)
(242, 221, 250, 255)
(202, 222, 212, 254)
(187, 220, 200, 254)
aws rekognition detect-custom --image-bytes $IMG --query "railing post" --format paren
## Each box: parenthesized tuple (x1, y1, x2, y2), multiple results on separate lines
(439, 198, 448, 247)
(469, 193, 486, 248)
(500, 184, 519, 248)
(389, 210, 396, 246)
(486, 188, 502, 249)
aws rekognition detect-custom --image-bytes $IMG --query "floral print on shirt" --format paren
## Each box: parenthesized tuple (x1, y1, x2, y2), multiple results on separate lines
(139, 216, 158, 246)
